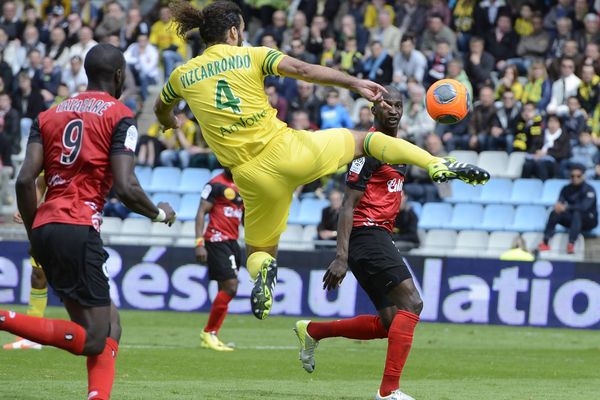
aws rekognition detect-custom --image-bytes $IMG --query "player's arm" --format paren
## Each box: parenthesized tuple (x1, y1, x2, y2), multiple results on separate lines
(15, 119, 44, 239)
(154, 74, 182, 130)
(277, 55, 386, 103)
(194, 198, 213, 264)
(323, 187, 364, 291)
(14, 174, 47, 224)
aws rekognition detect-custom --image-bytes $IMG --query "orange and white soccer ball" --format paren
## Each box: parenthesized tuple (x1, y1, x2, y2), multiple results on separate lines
(425, 79, 471, 124)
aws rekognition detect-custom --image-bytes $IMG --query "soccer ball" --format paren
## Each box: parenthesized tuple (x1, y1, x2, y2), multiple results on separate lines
(425, 79, 471, 124)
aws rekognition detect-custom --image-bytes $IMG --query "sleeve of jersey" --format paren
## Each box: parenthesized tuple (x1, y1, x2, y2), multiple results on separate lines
(201, 182, 224, 204)
(346, 157, 376, 191)
(159, 70, 182, 105)
(111, 117, 138, 155)
(253, 46, 284, 77)
(27, 117, 42, 145)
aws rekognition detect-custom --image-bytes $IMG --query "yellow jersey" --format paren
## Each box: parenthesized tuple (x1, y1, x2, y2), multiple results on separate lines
(160, 44, 287, 168)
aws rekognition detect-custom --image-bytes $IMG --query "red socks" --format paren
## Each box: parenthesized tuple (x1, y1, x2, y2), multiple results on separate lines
(307, 315, 388, 341)
(204, 291, 233, 334)
(0, 310, 86, 355)
(379, 310, 420, 397)
(87, 338, 119, 400)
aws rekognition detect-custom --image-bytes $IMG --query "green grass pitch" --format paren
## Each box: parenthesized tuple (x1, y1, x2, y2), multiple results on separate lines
(1, 306, 599, 399)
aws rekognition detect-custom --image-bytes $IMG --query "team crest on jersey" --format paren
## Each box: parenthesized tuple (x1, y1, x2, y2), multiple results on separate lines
(350, 157, 365, 174)
(224, 187, 236, 200)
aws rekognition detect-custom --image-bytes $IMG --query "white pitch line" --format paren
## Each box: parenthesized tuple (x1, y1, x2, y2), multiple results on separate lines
(121, 344, 297, 350)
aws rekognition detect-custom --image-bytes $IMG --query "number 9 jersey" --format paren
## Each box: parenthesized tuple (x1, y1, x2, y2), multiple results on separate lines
(159, 44, 286, 168)
(29, 91, 138, 231)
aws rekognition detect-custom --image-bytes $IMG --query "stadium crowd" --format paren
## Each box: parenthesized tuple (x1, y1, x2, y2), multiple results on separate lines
(1, 0, 600, 208)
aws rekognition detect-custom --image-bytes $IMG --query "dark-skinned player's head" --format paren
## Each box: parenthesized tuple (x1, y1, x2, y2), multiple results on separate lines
(372, 85, 403, 136)
(84, 44, 126, 99)
(170, 0, 243, 47)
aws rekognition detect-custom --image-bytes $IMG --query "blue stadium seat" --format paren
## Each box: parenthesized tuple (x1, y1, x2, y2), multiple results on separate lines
(408, 201, 422, 219)
(151, 192, 181, 212)
(134, 166, 152, 189)
(178, 194, 201, 221)
(473, 178, 513, 204)
(507, 205, 548, 232)
(418, 203, 453, 230)
(508, 179, 543, 205)
(446, 203, 483, 230)
(148, 167, 181, 193)
(538, 179, 568, 206)
(444, 180, 482, 203)
(289, 198, 329, 225)
(480, 204, 514, 231)
(210, 168, 224, 179)
(175, 168, 211, 194)
(288, 197, 301, 221)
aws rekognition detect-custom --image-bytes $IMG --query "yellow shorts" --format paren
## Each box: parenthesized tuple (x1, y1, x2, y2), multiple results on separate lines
(232, 128, 355, 248)
(31, 256, 42, 269)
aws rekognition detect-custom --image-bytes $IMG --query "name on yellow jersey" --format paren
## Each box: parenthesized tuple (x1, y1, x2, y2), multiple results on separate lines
(179, 54, 252, 89)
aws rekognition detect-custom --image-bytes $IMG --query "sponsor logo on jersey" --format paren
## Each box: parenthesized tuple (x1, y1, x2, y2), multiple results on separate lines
(224, 206, 243, 220)
(387, 178, 403, 193)
(224, 187, 236, 200)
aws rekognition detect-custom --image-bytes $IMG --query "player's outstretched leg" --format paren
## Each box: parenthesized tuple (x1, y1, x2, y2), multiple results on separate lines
(3, 259, 47, 350)
(247, 251, 278, 320)
(359, 131, 490, 185)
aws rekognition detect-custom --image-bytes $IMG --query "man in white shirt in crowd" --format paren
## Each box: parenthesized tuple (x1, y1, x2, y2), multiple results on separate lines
(124, 33, 159, 101)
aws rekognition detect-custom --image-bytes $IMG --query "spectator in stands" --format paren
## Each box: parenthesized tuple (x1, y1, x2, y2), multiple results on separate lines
(281, 11, 309, 53)
(338, 14, 369, 54)
(288, 38, 317, 65)
(320, 88, 353, 129)
(500, 236, 534, 261)
(61, 55, 87, 94)
(582, 42, 600, 72)
(288, 80, 321, 127)
(463, 36, 494, 92)
(573, 0, 591, 31)
(470, 86, 497, 151)
(103, 189, 130, 220)
(396, 0, 427, 40)
(150, 6, 186, 79)
(71, 0, 100, 28)
(399, 83, 435, 147)
(522, 114, 571, 181)
(121, 7, 149, 50)
(355, 105, 373, 131)
(446, 59, 473, 99)
(543, 0, 574, 33)
(491, 90, 521, 152)
(0, 1, 19, 40)
(452, 0, 476, 52)
(522, 61, 552, 113)
(567, 129, 598, 178)
(253, 9, 287, 47)
(548, 57, 582, 116)
(539, 164, 598, 254)
(0, 129, 13, 190)
(64, 13, 83, 47)
(14, 72, 46, 136)
(289, 110, 318, 131)
(266, 83, 288, 122)
(0, 93, 20, 155)
(424, 39, 452, 88)
(361, 40, 393, 85)
(18, 4, 43, 41)
(320, 33, 340, 68)
(575, 13, 600, 52)
(515, 12, 550, 72)
(188, 127, 219, 170)
(306, 15, 328, 56)
(363, 0, 395, 29)
(46, 26, 70, 70)
(514, 2, 534, 37)
(563, 96, 587, 146)
(21, 49, 44, 88)
(317, 189, 343, 241)
(339, 37, 363, 76)
(95, 1, 125, 42)
(40, 56, 61, 104)
(297, 0, 339, 25)
(513, 101, 544, 151)
(420, 13, 457, 57)
(495, 64, 524, 101)
(51, 83, 70, 106)
(369, 9, 401, 56)
(548, 40, 583, 81)
(577, 63, 600, 115)
(125, 33, 159, 101)
(392, 34, 427, 91)
(68, 26, 97, 63)
(160, 108, 199, 169)
(427, 0, 451, 26)
(404, 133, 446, 203)
(484, 13, 518, 71)
(391, 194, 420, 251)
(547, 17, 575, 61)
(473, 0, 511, 37)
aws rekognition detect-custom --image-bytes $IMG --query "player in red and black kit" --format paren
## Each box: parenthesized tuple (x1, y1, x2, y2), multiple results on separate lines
(3, 44, 176, 400)
(195, 168, 244, 351)
(294, 87, 421, 400)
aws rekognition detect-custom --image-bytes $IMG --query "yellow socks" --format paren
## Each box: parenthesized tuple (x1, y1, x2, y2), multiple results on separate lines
(363, 131, 440, 168)
(27, 287, 48, 318)
(246, 251, 275, 280)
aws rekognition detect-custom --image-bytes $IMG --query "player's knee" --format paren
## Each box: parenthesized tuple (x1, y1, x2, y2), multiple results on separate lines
(222, 280, 238, 297)
(411, 299, 424, 316)
(31, 268, 47, 289)
(83, 334, 107, 356)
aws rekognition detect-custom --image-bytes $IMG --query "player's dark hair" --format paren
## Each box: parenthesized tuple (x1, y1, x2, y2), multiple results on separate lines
(84, 44, 125, 84)
(170, 0, 242, 45)
(383, 85, 403, 101)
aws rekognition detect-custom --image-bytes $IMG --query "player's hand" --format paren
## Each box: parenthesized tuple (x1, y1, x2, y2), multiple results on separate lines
(157, 202, 177, 226)
(162, 113, 181, 130)
(195, 246, 208, 264)
(13, 211, 23, 224)
(352, 79, 388, 103)
(323, 257, 349, 291)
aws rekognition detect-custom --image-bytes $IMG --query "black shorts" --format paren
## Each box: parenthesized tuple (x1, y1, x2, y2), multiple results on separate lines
(348, 227, 413, 310)
(30, 223, 110, 307)
(206, 240, 242, 281)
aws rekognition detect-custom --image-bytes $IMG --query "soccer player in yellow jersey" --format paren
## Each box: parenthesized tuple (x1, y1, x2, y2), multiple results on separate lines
(3, 174, 47, 350)
(155, 0, 490, 320)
